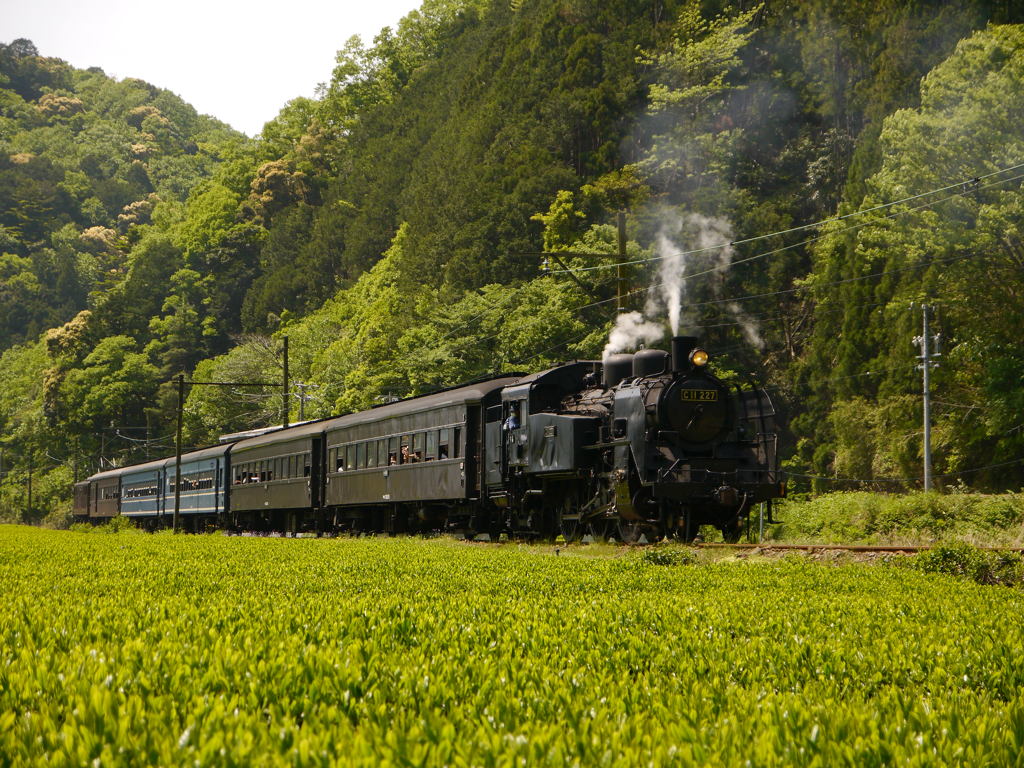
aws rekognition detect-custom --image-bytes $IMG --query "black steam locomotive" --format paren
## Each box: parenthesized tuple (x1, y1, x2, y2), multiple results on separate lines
(74, 336, 782, 541)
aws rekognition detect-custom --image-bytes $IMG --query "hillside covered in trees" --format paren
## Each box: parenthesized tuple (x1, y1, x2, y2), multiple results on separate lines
(1, 0, 1023, 521)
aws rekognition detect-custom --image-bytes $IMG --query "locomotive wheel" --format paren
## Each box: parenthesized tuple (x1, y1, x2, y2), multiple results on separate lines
(720, 518, 742, 543)
(560, 517, 582, 541)
(617, 519, 643, 544)
(619, 519, 664, 544)
(587, 519, 613, 542)
(558, 496, 583, 542)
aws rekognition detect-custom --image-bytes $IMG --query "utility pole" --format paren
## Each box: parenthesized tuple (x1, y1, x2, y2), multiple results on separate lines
(616, 210, 628, 313)
(170, 369, 281, 532)
(173, 373, 184, 532)
(26, 460, 33, 522)
(914, 304, 940, 491)
(282, 335, 289, 429)
(295, 382, 316, 422)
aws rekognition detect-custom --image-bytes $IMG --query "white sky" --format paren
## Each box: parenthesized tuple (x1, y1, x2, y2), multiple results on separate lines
(2, 0, 425, 136)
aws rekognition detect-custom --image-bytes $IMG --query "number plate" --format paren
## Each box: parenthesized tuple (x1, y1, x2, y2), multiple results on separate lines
(680, 389, 718, 402)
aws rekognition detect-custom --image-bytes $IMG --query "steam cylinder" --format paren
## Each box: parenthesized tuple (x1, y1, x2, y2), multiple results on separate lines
(671, 336, 699, 373)
(603, 354, 634, 388)
(633, 349, 670, 378)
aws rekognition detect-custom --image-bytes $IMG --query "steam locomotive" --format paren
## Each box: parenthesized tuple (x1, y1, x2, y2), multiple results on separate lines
(74, 336, 783, 541)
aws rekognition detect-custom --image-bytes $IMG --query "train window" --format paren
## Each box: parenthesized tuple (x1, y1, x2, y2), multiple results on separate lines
(356, 442, 366, 469)
(453, 427, 462, 458)
(412, 433, 424, 463)
(344, 445, 353, 471)
(333, 448, 343, 472)
(426, 431, 437, 461)
(377, 439, 387, 468)
(388, 437, 399, 466)
(366, 441, 377, 469)
(303, 454, 311, 477)
(400, 435, 411, 464)
(439, 428, 451, 460)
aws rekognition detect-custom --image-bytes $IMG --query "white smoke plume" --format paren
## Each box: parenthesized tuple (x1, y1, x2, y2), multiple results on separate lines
(726, 301, 765, 350)
(602, 311, 665, 361)
(601, 210, 765, 358)
(654, 212, 734, 335)
(656, 227, 685, 335)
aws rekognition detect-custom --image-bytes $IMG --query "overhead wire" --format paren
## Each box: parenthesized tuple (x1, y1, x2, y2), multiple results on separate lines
(401, 162, 1024, 371)
(545, 162, 1024, 276)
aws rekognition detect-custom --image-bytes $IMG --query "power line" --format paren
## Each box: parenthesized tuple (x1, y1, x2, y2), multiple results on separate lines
(415, 165, 1024, 361)
(545, 163, 1024, 276)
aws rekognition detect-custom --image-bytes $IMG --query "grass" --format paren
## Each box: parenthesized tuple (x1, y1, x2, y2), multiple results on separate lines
(761, 490, 1024, 546)
(2, 524, 1024, 765)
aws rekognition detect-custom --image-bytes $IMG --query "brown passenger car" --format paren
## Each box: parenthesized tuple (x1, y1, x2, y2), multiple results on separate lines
(229, 421, 325, 518)
(86, 467, 123, 518)
(323, 378, 518, 517)
(72, 480, 92, 520)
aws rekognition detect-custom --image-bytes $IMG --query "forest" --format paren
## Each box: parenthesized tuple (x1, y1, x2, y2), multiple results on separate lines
(1, 0, 1022, 522)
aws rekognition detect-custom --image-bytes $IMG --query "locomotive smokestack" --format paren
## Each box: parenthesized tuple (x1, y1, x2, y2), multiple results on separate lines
(671, 336, 699, 373)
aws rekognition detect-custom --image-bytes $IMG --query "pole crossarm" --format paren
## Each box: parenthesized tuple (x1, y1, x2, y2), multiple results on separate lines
(181, 380, 280, 387)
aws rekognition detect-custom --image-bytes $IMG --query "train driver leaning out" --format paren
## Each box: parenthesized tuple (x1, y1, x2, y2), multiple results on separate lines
(503, 404, 521, 431)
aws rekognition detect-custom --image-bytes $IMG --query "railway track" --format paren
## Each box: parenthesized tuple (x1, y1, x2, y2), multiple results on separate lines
(697, 542, 1024, 553)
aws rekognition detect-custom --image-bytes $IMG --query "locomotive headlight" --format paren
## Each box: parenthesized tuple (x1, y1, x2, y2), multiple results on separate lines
(690, 348, 709, 367)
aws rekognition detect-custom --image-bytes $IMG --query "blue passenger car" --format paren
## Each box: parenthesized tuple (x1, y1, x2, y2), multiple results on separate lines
(163, 444, 231, 525)
(119, 458, 166, 519)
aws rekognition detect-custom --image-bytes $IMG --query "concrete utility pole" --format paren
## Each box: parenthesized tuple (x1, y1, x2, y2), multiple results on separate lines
(170, 367, 281, 531)
(914, 304, 941, 491)
(173, 373, 184, 532)
(26, 460, 33, 522)
(282, 335, 290, 430)
(294, 382, 318, 421)
(616, 211, 628, 313)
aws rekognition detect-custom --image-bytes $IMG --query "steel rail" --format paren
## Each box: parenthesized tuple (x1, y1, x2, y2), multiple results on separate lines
(698, 542, 1024, 553)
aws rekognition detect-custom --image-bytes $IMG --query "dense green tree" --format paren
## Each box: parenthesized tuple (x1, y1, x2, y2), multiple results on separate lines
(796, 25, 1024, 489)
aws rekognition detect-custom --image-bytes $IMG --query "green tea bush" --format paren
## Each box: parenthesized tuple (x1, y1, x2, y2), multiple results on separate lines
(640, 544, 697, 566)
(912, 543, 1024, 587)
(2, 526, 1024, 765)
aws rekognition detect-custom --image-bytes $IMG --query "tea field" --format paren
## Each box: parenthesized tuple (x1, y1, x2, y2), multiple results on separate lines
(2, 525, 1023, 766)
